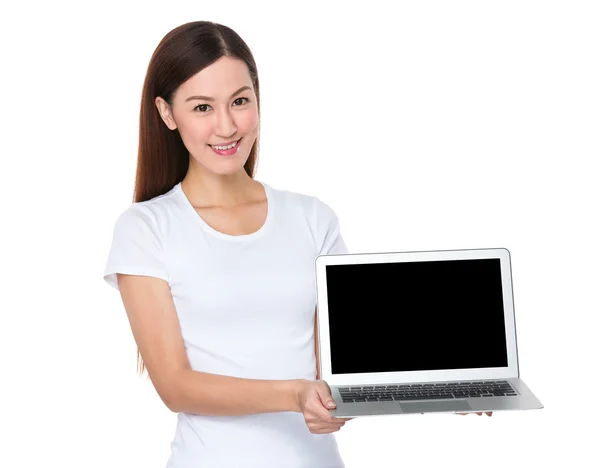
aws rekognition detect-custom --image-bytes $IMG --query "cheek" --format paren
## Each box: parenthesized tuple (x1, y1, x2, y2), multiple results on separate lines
(237, 109, 259, 134)
(178, 119, 212, 145)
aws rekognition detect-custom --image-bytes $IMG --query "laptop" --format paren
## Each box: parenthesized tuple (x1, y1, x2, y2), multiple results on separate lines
(315, 247, 543, 417)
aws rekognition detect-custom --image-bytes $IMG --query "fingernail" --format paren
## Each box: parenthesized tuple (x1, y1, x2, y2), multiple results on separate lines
(328, 401, 335, 407)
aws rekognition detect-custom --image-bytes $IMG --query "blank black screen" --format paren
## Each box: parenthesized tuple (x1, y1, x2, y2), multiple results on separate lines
(325, 258, 508, 374)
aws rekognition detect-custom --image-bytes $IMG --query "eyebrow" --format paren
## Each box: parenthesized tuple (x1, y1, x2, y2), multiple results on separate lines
(184, 85, 252, 103)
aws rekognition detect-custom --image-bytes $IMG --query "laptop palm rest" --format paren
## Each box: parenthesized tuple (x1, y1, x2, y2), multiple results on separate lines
(400, 400, 472, 413)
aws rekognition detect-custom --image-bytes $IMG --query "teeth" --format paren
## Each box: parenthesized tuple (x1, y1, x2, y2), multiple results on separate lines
(212, 140, 238, 150)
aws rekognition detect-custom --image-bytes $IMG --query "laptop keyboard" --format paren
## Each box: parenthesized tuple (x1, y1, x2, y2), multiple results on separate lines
(339, 380, 518, 403)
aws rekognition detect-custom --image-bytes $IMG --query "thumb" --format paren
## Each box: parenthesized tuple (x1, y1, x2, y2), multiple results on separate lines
(317, 382, 336, 408)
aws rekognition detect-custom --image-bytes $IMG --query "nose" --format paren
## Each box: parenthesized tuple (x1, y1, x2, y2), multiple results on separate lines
(214, 106, 237, 138)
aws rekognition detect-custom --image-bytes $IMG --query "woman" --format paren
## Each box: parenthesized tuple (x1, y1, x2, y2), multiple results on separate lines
(103, 21, 352, 467)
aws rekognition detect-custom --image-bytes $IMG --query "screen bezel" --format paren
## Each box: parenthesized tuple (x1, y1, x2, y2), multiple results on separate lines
(315, 248, 519, 385)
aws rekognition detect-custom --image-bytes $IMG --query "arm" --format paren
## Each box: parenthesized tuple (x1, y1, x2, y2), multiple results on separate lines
(116, 273, 304, 415)
(173, 371, 301, 415)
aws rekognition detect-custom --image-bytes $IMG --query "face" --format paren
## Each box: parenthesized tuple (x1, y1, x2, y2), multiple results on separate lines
(155, 56, 259, 176)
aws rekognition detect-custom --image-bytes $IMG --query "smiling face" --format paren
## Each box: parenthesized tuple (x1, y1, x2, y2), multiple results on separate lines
(155, 56, 259, 176)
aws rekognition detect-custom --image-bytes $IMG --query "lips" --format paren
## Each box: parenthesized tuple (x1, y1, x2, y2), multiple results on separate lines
(209, 139, 240, 150)
(209, 138, 242, 156)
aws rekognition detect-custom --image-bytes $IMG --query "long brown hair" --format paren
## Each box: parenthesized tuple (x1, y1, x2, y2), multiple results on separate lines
(131, 21, 261, 376)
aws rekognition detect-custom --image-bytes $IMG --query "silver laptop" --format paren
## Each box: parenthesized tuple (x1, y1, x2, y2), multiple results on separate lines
(315, 247, 543, 417)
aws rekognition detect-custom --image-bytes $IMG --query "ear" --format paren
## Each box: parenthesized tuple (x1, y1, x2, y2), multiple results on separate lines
(155, 96, 178, 130)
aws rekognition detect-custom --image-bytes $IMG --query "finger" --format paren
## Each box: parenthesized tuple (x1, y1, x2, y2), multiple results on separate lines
(309, 421, 346, 432)
(331, 418, 351, 423)
(324, 418, 346, 425)
(456, 412, 468, 415)
(317, 422, 346, 430)
(309, 410, 336, 424)
(477, 412, 482, 416)
(312, 405, 339, 423)
(311, 427, 342, 434)
(486, 412, 493, 417)
(306, 399, 337, 422)
(316, 381, 336, 409)
(310, 411, 349, 425)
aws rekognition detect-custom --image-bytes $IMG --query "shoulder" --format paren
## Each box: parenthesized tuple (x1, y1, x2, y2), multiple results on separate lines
(111, 184, 180, 235)
(267, 183, 346, 255)
(265, 182, 337, 220)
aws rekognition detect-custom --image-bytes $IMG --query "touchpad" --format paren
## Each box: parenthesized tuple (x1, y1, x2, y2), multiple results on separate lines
(400, 400, 472, 413)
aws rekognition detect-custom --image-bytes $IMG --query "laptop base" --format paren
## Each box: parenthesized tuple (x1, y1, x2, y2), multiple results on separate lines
(329, 378, 543, 417)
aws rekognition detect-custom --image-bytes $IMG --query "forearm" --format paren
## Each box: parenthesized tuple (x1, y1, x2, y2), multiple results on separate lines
(169, 369, 307, 416)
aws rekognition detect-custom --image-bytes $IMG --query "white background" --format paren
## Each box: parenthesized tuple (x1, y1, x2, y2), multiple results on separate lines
(1, 1, 598, 467)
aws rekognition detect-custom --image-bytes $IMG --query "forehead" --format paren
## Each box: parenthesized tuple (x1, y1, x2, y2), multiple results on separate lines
(176, 56, 253, 100)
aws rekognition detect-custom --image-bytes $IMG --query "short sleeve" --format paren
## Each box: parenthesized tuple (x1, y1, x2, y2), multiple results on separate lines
(103, 205, 169, 290)
(315, 198, 349, 256)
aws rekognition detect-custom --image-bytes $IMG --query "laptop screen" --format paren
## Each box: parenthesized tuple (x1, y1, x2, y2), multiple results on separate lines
(325, 258, 509, 374)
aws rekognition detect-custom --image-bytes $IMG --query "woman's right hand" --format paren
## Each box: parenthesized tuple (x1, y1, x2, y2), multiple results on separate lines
(294, 379, 353, 434)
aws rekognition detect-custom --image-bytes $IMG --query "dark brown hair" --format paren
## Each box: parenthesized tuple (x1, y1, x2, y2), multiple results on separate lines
(131, 21, 261, 376)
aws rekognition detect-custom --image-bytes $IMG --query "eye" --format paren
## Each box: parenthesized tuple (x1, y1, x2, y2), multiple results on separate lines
(194, 104, 211, 113)
(233, 97, 249, 106)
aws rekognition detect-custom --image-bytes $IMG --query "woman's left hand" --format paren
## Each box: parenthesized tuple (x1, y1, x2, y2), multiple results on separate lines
(456, 412, 493, 416)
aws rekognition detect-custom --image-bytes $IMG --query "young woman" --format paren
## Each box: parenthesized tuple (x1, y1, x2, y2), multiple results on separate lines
(103, 21, 352, 467)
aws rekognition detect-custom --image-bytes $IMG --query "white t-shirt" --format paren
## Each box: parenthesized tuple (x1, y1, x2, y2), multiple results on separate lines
(103, 180, 348, 468)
